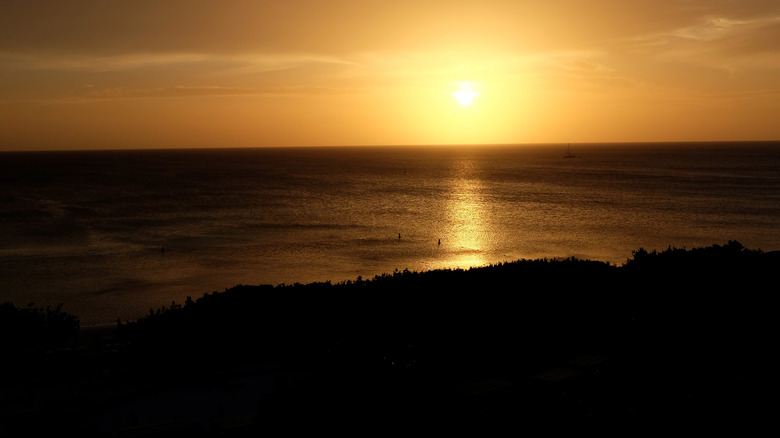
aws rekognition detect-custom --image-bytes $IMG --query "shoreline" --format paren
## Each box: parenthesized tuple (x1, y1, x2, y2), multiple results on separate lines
(10, 242, 780, 328)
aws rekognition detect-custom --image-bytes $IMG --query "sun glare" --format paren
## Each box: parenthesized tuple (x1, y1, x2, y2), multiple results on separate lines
(453, 82, 480, 106)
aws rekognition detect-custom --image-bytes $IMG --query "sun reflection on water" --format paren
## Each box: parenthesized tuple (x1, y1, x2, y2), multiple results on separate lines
(443, 157, 492, 269)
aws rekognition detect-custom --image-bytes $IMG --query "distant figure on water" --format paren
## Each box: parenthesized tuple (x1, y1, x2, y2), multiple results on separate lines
(161, 246, 165, 254)
(398, 233, 401, 240)
(438, 238, 441, 246)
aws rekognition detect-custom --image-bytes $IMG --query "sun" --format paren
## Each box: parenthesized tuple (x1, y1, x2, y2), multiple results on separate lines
(452, 81, 480, 106)
(454, 90, 479, 106)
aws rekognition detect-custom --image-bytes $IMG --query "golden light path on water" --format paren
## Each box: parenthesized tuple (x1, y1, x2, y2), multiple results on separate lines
(443, 156, 493, 269)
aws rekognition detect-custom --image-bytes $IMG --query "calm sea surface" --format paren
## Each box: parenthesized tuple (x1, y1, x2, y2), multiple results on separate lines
(2, 142, 779, 325)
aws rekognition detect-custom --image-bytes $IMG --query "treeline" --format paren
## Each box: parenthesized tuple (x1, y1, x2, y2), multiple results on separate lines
(105, 240, 776, 378)
(3, 240, 774, 374)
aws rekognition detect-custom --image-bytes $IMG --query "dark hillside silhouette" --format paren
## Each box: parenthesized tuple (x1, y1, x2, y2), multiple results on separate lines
(1, 242, 777, 434)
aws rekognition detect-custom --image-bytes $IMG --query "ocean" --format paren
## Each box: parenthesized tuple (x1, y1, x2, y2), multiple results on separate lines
(2, 142, 779, 326)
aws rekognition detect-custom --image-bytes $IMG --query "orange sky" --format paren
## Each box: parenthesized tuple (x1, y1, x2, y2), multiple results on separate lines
(1, 0, 779, 150)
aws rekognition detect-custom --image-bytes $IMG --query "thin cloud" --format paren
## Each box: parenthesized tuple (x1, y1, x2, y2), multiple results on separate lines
(0, 51, 354, 74)
(93, 84, 357, 99)
(670, 16, 748, 41)
(617, 14, 780, 58)
(18, 84, 360, 106)
(600, 12, 780, 88)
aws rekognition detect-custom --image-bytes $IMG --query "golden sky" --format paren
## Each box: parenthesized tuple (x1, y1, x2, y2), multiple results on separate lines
(1, 0, 779, 150)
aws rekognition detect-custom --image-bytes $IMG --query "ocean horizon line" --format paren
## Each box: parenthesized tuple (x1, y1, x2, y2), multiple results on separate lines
(2, 139, 779, 154)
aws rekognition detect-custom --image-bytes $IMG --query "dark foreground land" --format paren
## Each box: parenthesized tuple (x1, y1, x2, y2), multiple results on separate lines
(1, 241, 778, 435)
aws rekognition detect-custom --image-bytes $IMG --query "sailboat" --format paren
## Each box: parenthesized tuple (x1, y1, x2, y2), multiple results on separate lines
(564, 144, 577, 158)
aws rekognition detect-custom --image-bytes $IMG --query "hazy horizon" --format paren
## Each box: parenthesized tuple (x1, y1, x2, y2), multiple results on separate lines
(2, 1, 780, 151)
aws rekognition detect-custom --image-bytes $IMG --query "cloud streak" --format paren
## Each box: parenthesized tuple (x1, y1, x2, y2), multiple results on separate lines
(83, 84, 359, 100)
(0, 51, 355, 74)
(614, 14, 780, 67)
